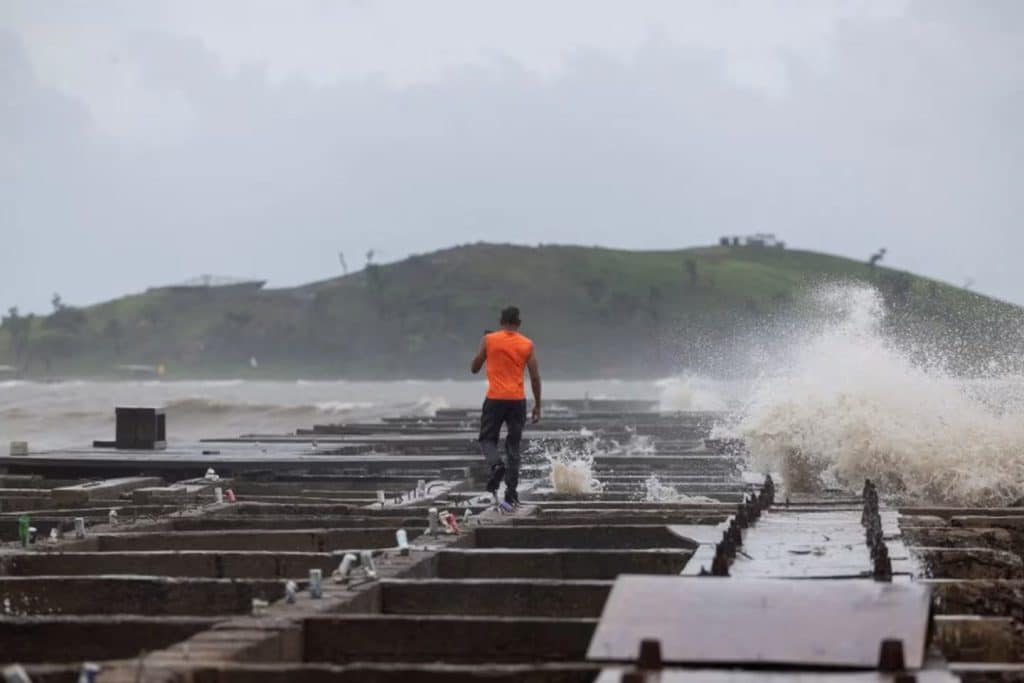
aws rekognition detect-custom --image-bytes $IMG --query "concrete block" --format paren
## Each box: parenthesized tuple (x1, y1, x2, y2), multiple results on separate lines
(435, 549, 691, 580)
(153, 662, 599, 682)
(95, 527, 399, 552)
(133, 484, 208, 505)
(926, 579, 1024, 620)
(912, 547, 1024, 579)
(52, 477, 163, 506)
(168, 516, 421, 532)
(0, 576, 287, 616)
(303, 615, 596, 663)
(473, 525, 699, 550)
(934, 615, 1024, 662)
(0, 616, 218, 663)
(903, 527, 1015, 553)
(380, 579, 611, 618)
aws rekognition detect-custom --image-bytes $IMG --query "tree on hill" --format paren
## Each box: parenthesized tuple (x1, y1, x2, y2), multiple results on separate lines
(103, 318, 124, 357)
(868, 248, 887, 269)
(1, 307, 33, 367)
(686, 259, 698, 287)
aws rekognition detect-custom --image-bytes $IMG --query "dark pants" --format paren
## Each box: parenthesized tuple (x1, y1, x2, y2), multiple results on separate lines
(478, 398, 526, 495)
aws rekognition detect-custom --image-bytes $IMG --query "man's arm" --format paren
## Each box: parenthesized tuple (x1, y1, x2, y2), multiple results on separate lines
(470, 336, 487, 374)
(526, 350, 542, 423)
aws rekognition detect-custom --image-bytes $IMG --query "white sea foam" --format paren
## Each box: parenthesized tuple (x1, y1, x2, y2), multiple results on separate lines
(314, 401, 375, 413)
(716, 284, 1024, 506)
(534, 427, 659, 494)
(550, 456, 602, 494)
(643, 474, 719, 503)
(604, 430, 656, 455)
(410, 395, 449, 417)
(656, 375, 729, 412)
(522, 431, 605, 495)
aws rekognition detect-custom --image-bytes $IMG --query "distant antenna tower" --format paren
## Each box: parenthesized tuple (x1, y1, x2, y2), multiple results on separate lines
(338, 251, 348, 275)
(365, 249, 375, 266)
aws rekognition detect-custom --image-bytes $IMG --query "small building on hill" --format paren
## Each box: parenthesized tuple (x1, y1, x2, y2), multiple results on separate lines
(149, 275, 266, 296)
(719, 234, 786, 249)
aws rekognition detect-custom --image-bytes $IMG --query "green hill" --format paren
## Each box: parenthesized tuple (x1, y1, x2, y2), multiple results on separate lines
(2, 243, 1020, 378)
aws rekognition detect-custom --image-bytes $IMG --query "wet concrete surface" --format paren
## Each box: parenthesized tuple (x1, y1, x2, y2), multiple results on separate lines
(1, 550, 337, 578)
(0, 576, 287, 615)
(303, 614, 597, 663)
(76, 527, 400, 552)
(0, 616, 219, 663)
(432, 548, 691, 579)
(0, 401, 1021, 681)
(378, 578, 612, 617)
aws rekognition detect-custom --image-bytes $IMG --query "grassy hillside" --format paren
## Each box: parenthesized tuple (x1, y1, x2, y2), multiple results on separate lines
(2, 243, 1020, 378)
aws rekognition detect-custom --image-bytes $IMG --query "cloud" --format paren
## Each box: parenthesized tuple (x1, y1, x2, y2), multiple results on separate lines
(2, 1, 1023, 312)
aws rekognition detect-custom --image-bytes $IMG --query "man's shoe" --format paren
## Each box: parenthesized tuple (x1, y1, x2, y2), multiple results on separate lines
(504, 492, 521, 507)
(497, 500, 515, 514)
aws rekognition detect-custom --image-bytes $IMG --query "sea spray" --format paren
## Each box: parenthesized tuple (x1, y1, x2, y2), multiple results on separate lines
(657, 375, 730, 412)
(603, 430, 657, 455)
(532, 428, 661, 494)
(550, 456, 602, 494)
(410, 395, 449, 418)
(643, 474, 719, 503)
(524, 430, 604, 494)
(716, 284, 1024, 506)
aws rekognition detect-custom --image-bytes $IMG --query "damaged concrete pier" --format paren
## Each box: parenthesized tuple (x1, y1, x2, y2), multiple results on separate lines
(2, 399, 1023, 681)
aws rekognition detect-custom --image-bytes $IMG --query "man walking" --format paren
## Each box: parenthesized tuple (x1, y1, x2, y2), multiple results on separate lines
(471, 306, 541, 511)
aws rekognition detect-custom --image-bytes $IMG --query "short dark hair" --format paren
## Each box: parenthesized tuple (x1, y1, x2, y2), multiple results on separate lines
(500, 306, 521, 326)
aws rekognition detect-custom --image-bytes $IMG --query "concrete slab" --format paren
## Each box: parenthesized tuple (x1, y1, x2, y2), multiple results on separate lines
(380, 579, 611, 618)
(52, 477, 163, 505)
(0, 452, 482, 479)
(133, 484, 210, 505)
(0, 551, 337, 579)
(911, 546, 1023, 579)
(303, 614, 597, 663)
(949, 662, 1024, 681)
(594, 670, 959, 682)
(434, 549, 692, 580)
(0, 615, 218, 662)
(172, 662, 599, 683)
(473, 525, 699, 550)
(924, 579, 1024, 620)
(728, 509, 874, 578)
(902, 527, 1015, 553)
(84, 528, 399, 552)
(167, 516, 424, 531)
(900, 507, 1024, 521)
(587, 576, 932, 668)
(510, 512, 728, 526)
(951, 515, 1024, 529)
(0, 575, 287, 615)
(933, 615, 1024, 662)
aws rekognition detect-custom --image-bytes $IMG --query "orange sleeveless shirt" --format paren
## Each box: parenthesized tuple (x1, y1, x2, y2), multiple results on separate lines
(485, 330, 533, 400)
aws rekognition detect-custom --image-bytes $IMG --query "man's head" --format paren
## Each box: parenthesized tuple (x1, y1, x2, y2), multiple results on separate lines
(499, 306, 521, 329)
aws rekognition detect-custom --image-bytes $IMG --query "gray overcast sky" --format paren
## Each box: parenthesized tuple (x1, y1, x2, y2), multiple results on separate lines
(2, 0, 1022, 313)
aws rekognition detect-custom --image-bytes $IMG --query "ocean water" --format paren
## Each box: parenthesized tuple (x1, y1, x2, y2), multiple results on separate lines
(0, 378, 664, 450)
